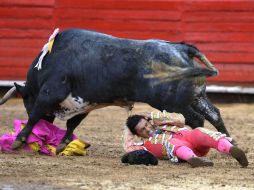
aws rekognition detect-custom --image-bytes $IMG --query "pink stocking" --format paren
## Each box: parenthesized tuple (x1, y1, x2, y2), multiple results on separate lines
(175, 146, 196, 161)
(217, 138, 233, 154)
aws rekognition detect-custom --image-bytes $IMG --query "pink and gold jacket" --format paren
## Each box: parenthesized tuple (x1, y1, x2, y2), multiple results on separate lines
(122, 110, 189, 161)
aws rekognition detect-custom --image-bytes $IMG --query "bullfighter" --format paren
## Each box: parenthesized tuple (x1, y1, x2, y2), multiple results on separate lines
(122, 111, 248, 167)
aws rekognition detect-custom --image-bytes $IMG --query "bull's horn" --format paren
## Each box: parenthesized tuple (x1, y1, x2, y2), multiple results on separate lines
(0, 86, 17, 105)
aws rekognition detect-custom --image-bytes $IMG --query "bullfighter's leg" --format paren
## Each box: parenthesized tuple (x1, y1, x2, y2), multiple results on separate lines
(191, 96, 230, 137)
(181, 106, 205, 129)
(56, 113, 88, 154)
(173, 129, 248, 167)
(12, 83, 70, 149)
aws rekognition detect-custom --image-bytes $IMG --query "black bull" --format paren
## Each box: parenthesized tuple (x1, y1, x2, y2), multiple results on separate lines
(0, 29, 229, 153)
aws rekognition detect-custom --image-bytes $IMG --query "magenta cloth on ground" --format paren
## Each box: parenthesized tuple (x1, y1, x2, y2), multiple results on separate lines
(0, 119, 76, 156)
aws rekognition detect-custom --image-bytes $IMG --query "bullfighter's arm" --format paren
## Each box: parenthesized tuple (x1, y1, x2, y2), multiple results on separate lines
(122, 126, 146, 152)
(150, 110, 185, 127)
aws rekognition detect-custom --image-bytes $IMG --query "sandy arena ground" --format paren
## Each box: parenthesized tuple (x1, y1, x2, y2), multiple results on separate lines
(0, 98, 253, 190)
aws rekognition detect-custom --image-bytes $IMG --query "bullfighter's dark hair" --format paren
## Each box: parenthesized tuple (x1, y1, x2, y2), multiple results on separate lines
(126, 115, 146, 135)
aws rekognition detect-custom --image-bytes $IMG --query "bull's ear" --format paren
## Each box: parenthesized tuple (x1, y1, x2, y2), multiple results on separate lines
(14, 82, 27, 97)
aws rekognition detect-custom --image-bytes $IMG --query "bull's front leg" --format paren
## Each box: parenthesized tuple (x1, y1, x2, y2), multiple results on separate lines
(13, 82, 71, 150)
(42, 115, 55, 123)
(12, 113, 56, 149)
(191, 96, 230, 137)
(12, 103, 48, 149)
(56, 113, 88, 154)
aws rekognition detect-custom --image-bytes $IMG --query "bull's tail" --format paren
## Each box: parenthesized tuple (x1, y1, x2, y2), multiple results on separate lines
(178, 67, 217, 78)
(187, 45, 219, 75)
(144, 64, 217, 85)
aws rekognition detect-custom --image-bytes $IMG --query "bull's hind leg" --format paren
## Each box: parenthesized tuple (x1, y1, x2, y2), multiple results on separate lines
(181, 106, 205, 128)
(172, 79, 205, 128)
(56, 113, 88, 154)
(191, 96, 230, 137)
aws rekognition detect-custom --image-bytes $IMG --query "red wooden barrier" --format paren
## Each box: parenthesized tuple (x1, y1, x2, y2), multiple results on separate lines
(0, 0, 253, 84)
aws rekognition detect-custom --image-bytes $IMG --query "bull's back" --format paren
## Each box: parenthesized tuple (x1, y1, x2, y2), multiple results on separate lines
(45, 29, 149, 101)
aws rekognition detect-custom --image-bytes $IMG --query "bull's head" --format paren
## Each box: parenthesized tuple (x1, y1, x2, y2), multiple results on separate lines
(13, 83, 35, 116)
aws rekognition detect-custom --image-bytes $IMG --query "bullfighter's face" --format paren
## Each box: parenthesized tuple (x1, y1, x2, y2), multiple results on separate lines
(135, 118, 155, 138)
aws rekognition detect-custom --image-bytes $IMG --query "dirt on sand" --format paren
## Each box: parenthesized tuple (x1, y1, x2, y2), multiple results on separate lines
(0, 99, 253, 190)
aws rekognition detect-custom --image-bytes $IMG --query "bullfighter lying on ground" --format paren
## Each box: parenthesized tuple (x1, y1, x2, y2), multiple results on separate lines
(122, 111, 248, 167)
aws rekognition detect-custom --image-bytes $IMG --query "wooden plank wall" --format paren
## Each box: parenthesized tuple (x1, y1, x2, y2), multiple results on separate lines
(182, 1, 254, 83)
(0, 0, 55, 80)
(0, 0, 254, 84)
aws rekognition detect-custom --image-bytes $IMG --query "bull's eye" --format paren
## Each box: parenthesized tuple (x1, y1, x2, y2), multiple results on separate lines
(44, 89, 50, 95)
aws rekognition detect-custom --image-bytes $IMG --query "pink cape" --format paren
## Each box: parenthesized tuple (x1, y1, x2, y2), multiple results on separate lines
(0, 119, 76, 156)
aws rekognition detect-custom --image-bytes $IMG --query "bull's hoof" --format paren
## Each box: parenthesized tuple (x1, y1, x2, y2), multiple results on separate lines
(12, 140, 23, 150)
(230, 146, 248, 168)
(56, 143, 67, 155)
